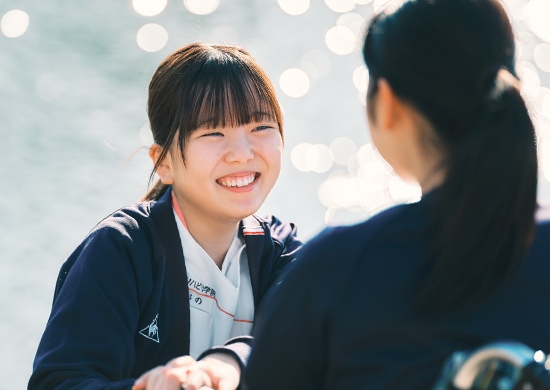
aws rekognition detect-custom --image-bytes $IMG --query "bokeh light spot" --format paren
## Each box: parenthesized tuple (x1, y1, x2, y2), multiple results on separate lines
(300, 49, 331, 81)
(526, 0, 550, 43)
(330, 137, 357, 165)
(325, 26, 355, 55)
(337, 12, 365, 37)
(388, 175, 421, 202)
(308, 144, 334, 173)
(542, 93, 550, 120)
(291, 142, 333, 173)
(534, 43, 550, 73)
(373, 0, 392, 12)
(184, 0, 219, 15)
(291, 143, 314, 172)
(543, 139, 550, 183)
(1, 10, 29, 38)
(353, 65, 369, 94)
(279, 68, 310, 98)
(137, 23, 168, 52)
(534, 351, 546, 363)
(132, 0, 167, 16)
(325, 0, 356, 13)
(356, 143, 379, 165)
(518, 61, 540, 98)
(35, 73, 64, 101)
(278, 0, 310, 15)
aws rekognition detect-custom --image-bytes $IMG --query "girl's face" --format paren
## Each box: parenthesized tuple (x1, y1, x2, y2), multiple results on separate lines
(166, 117, 283, 224)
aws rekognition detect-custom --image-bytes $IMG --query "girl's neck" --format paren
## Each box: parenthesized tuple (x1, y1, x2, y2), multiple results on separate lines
(172, 193, 239, 269)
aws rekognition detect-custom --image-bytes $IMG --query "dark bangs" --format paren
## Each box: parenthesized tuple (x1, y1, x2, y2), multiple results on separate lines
(174, 48, 283, 156)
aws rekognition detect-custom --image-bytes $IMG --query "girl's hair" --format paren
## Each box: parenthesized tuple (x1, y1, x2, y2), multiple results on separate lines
(142, 42, 283, 201)
(363, 0, 538, 312)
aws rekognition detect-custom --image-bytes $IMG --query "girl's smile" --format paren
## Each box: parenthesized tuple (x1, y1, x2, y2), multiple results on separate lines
(152, 120, 283, 227)
(217, 172, 260, 191)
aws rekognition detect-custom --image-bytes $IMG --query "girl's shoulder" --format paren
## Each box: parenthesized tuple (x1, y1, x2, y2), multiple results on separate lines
(90, 201, 154, 237)
(89, 189, 173, 239)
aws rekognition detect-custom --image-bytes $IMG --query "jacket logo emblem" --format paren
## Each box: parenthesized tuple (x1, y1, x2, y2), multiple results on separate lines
(139, 314, 159, 343)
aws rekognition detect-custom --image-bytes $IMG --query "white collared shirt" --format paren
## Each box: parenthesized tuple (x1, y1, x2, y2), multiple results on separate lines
(172, 203, 255, 358)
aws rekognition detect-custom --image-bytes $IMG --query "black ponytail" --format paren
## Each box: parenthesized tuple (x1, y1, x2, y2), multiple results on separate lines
(418, 69, 538, 312)
(363, 0, 538, 313)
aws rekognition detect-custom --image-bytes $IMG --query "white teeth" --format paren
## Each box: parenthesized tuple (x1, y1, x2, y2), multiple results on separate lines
(219, 174, 256, 187)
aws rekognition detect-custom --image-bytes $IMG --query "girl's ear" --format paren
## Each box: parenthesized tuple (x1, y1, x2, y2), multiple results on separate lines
(149, 144, 174, 185)
(376, 78, 404, 131)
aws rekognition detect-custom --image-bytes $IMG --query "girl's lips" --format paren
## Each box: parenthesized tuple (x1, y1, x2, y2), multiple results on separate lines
(217, 172, 259, 188)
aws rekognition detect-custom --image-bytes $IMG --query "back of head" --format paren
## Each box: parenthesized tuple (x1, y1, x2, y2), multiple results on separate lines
(143, 42, 283, 201)
(363, 0, 538, 313)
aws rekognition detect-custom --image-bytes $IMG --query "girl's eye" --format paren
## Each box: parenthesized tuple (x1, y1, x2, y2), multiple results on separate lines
(202, 131, 224, 137)
(253, 125, 273, 132)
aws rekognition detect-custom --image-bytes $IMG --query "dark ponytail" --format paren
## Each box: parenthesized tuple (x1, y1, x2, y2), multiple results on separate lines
(418, 69, 537, 311)
(363, 0, 538, 313)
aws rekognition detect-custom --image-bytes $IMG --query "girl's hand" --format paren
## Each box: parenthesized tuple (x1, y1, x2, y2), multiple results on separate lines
(132, 353, 240, 390)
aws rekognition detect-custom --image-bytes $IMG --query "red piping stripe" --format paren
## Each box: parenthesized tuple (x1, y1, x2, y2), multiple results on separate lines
(189, 287, 253, 323)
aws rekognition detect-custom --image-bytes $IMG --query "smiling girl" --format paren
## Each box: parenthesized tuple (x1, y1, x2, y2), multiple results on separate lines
(29, 43, 301, 390)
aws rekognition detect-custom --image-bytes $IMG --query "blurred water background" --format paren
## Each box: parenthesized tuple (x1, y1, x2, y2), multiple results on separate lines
(2, 0, 550, 388)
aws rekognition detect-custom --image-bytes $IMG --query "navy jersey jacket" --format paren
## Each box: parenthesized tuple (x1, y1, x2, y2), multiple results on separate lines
(29, 187, 302, 390)
(244, 191, 550, 390)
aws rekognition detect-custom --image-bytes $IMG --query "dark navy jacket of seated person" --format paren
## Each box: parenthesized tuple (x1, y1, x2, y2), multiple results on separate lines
(29, 186, 302, 390)
(243, 191, 550, 390)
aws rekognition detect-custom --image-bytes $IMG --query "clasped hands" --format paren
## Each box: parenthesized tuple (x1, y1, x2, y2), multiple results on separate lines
(132, 353, 241, 390)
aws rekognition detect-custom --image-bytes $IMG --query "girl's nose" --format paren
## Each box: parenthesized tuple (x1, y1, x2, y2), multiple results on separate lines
(225, 129, 254, 163)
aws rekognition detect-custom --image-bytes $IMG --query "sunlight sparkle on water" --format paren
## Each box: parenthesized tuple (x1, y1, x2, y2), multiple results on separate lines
(300, 50, 331, 81)
(330, 137, 358, 166)
(132, 0, 167, 16)
(278, 0, 310, 15)
(1, 10, 29, 38)
(534, 43, 550, 73)
(325, 26, 355, 55)
(279, 68, 310, 98)
(542, 93, 550, 120)
(542, 139, 550, 183)
(388, 176, 421, 202)
(526, 0, 550, 43)
(184, 0, 219, 15)
(325, 0, 356, 13)
(291, 143, 334, 173)
(518, 61, 540, 99)
(373, 0, 392, 13)
(353, 65, 369, 94)
(337, 12, 365, 37)
(136, 23, 168, 52)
